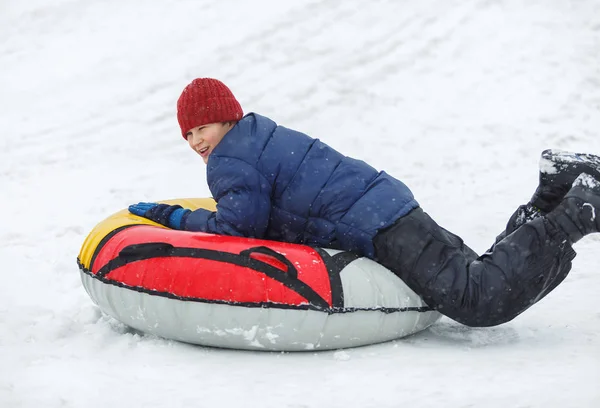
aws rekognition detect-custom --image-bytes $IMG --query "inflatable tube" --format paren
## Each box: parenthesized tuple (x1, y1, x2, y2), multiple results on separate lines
(77, 198, 441, 351)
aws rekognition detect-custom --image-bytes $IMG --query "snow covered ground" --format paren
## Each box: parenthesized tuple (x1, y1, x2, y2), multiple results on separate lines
(1, 0, 599, 406)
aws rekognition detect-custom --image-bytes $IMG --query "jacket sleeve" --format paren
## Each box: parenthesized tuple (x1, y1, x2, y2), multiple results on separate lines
(182, 156, 271, 238)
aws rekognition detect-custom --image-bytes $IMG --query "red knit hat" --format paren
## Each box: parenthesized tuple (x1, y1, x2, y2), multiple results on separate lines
(177, 78, 243, 138)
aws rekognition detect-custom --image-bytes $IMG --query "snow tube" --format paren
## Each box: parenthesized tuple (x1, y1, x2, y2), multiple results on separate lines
(77, 198, 441, 351)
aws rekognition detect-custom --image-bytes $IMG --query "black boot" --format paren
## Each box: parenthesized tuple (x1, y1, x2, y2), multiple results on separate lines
(531, 149, 600, 213)
(546, 173, 600, 244)
(498, 149, 600, 240)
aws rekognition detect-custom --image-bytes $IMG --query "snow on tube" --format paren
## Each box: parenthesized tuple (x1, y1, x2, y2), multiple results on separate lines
(77, 198, 441, 351)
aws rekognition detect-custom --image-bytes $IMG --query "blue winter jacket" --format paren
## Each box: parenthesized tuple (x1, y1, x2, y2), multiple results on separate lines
(184, 113, 419, 258)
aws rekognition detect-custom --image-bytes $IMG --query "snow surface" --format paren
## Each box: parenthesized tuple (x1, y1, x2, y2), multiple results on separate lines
(2, 0, 600, 407)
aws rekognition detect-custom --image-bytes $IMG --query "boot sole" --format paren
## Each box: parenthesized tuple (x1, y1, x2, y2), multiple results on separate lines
(565, 174, 600, 220)
(540, 149, 600, 179)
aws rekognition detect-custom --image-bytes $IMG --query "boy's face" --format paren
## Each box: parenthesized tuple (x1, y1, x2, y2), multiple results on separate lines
(186, 122, 234, 164)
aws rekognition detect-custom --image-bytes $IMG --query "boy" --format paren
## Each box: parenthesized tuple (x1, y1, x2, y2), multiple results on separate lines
(130, 78, 600, 327)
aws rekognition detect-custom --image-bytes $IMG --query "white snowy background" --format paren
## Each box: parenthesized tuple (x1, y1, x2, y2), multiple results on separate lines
(1, 0, 599, 407)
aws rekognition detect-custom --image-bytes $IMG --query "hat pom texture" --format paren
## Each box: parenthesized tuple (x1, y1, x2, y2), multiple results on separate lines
(177, 78, 243, 139)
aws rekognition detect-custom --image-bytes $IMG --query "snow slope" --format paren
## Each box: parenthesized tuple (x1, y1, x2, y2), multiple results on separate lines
(1, 0, 599, 407)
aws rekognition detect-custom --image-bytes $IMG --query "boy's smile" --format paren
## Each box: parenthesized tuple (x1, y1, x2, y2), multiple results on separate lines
(186, 122, 234, 164)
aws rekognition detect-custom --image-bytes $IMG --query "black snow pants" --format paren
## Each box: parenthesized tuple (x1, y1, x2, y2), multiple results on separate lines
(372, 206, 576, 327)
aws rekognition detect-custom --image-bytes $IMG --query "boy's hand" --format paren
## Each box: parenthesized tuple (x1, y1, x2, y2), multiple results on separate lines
(128, 202, 158, 217)
(128, 202, 191, 230)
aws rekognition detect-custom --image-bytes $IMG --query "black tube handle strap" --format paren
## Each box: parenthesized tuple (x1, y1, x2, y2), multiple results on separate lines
(239, 246, 298, 280)
(119, 242, 175, 258)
